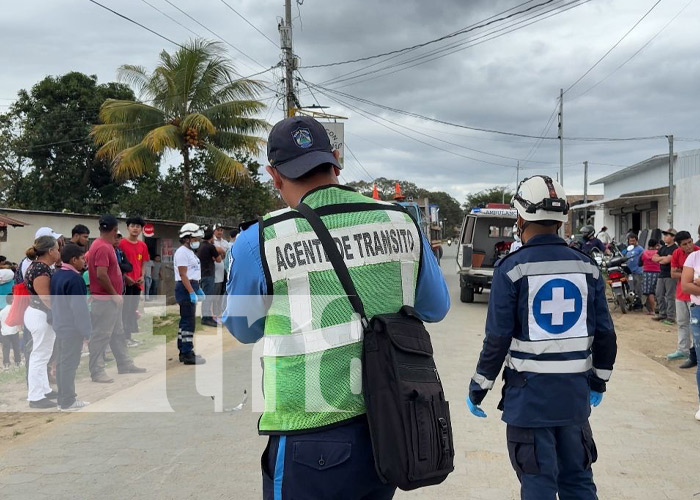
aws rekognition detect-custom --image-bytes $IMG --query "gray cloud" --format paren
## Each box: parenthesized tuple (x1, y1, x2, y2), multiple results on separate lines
(2, 0, 698, 202)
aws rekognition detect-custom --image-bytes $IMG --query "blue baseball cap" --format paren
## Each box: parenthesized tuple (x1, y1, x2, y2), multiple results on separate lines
(267, 116, 341, 179)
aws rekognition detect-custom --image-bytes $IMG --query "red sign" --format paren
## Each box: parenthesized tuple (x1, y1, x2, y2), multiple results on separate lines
(143, 223, 155, 237)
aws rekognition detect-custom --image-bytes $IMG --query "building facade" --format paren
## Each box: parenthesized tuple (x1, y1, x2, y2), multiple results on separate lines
(573, 149, 700, 243)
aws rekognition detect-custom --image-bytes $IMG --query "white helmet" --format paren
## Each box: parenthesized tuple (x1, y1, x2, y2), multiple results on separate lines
(511, 175, 568, 223)
(179, 223, 204, 239)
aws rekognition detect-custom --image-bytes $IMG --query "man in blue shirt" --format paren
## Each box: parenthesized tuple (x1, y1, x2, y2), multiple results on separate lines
(624, 233, 645, 309)
(223, 116, 449, 499)
(467, 175, 617, 500)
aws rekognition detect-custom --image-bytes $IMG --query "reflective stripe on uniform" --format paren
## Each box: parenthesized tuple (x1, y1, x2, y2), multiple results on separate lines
(593, 367, 612, 381)
(510, 336, 593, 355)
(505, 354, 592, 374)
(263, 320, 363, 357)
(472, 372, 495, 390)
(401, 261, 416, 307)
(506, 260, 599, 282)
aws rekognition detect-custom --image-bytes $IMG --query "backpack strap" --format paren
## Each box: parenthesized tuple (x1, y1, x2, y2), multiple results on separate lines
(295, 202, 368, 328)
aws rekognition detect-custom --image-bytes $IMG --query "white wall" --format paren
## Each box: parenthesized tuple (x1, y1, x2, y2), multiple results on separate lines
(674, 175, 700, 235)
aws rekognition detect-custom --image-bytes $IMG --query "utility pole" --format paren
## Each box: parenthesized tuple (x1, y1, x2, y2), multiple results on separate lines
(279, 0, 295, 117)
(667, 134, 674, 226)
(583, 161, 588, 204)
(558, 88, 564, 187)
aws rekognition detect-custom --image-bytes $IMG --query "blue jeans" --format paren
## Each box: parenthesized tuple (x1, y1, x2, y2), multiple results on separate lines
(689, 305, 700, 402)
(200, 275, 215, 321)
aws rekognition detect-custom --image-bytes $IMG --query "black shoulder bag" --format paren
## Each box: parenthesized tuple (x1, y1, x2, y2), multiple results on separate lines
(296, 202, 454, 491)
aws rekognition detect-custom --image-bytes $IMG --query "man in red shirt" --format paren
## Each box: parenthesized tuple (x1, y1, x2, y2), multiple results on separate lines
(88, 215, 145, 383)
(668, 230, 700, 364)
(119, 216, 150, 346)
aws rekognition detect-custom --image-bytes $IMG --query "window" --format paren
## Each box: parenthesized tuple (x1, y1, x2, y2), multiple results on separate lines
(488, 226, 500, 238)
(502, 226, 514, 238)
(462, 216, 476, 244)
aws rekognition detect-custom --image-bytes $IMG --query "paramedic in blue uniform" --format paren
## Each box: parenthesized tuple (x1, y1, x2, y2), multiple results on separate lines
(222, 115, 450, 499)
(466, 175, 617, 500)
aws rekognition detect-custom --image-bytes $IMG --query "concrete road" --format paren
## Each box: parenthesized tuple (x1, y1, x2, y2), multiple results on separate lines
(1, 245, 699, 499)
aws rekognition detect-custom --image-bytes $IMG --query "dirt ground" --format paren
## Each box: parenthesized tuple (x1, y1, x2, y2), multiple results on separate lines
(0, 307, 695, 447)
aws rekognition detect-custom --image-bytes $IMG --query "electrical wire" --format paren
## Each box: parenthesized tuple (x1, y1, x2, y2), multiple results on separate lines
(570, 0, 694, 100)
(161, 0, 268, 72)
(301, 0, 558, 69)
(316, 0, 547, 85)
(87, 0, 186, 49)
(139, 0, 200, 38)
(320, 0, 582, 88)
(310, 82, 676, 142)
(219, 0, 279, 48)
(563, 0, 663, 94)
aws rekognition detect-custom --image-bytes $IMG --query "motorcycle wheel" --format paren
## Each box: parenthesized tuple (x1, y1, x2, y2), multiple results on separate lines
(616, 294, 628, 314)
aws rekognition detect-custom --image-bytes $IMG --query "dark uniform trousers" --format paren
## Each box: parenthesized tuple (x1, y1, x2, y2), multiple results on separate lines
(262, 417, 396, 500)
(175, 280, 199, 355)
(507, 422, 598, 500)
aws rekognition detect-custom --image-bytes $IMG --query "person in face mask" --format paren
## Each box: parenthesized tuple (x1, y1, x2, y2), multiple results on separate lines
(173, 223, 206, 365)
(510, 223, 523, 253)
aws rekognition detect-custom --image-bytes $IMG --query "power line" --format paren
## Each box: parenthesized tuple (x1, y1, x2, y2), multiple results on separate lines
(139, 0, 200, 38)
(310, 82, 557, 140)
(571, 0, 694, 100)
(301, 0, 558, 69)
(310, 82, 675, 142)
(161, 0, 267, 72)
(316, 0, 548, 85)
(563, 0, 663, 94)
(87, 0, 186, 49)
(321, 0, 589, 91)
(219, 0, 279, 48)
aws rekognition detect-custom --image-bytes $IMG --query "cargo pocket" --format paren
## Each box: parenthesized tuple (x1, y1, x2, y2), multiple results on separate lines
(581, 422, 598, 469)
(506, 426, 539, 476)
(292, 441, 351, 471)
(408, 398, 437, 478)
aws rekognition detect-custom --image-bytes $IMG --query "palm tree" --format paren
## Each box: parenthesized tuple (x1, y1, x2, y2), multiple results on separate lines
(91, 39, 269, 218)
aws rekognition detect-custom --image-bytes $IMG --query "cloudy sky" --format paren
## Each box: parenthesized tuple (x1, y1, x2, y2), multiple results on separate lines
(2, 0, 699, 202)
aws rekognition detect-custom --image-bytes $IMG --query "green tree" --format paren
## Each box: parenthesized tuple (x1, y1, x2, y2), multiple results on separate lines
(92, 39, 269, 218)
(463, 186, 514, 211)
(5, 72, 135, 212)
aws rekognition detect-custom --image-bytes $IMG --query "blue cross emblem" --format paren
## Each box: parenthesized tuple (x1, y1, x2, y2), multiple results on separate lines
(532, 278, 583, 334)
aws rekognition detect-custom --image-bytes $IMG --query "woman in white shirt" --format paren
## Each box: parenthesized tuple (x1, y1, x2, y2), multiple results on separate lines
(174, 223, 206, 365)
(681, 249, 700, 421)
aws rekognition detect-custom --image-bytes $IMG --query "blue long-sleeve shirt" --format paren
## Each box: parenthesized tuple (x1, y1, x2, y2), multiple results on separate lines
(223, 220, 450, 344)
(50, 267, 92, 338)
(623, 244, 644, 274)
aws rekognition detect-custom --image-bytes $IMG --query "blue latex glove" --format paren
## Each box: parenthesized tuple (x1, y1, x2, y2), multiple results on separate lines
(195, 288, 205, 302)
(466, 396, 487, 418)
(189, 292, 197, 304)
(590, 391, 603, 407)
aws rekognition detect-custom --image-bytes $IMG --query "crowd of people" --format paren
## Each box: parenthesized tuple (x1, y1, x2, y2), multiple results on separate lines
(0, 214, 240, 411)
(573, 223, 700, 418)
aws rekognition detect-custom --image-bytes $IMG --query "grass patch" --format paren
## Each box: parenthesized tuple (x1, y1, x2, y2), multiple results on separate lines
(12, 430, 23, 437)
(46, 417, 54, 423)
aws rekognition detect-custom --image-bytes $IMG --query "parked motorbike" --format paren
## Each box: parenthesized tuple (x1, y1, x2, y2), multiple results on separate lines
(600, 252, 636, 313)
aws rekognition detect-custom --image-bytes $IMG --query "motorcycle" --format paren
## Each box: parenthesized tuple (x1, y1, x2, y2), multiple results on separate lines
(600, 252, 636, 313)
(447, 238, 452, 246)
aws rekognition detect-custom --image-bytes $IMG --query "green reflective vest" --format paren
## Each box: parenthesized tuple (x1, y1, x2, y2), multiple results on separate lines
(258, 185, 422, 433)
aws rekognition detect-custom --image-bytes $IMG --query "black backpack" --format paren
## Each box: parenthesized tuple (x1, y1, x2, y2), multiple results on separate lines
(296, 203, 454, 491)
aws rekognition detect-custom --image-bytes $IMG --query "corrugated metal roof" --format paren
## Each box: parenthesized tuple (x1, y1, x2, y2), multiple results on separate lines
(591, 154, 671, 186)
(0, 214, 28, 227)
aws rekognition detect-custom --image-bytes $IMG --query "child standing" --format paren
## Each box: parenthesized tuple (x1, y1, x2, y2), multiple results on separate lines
(641, 238, 661, 314)
(50, 244, 92, 411)
(0, 294, 22, 369)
